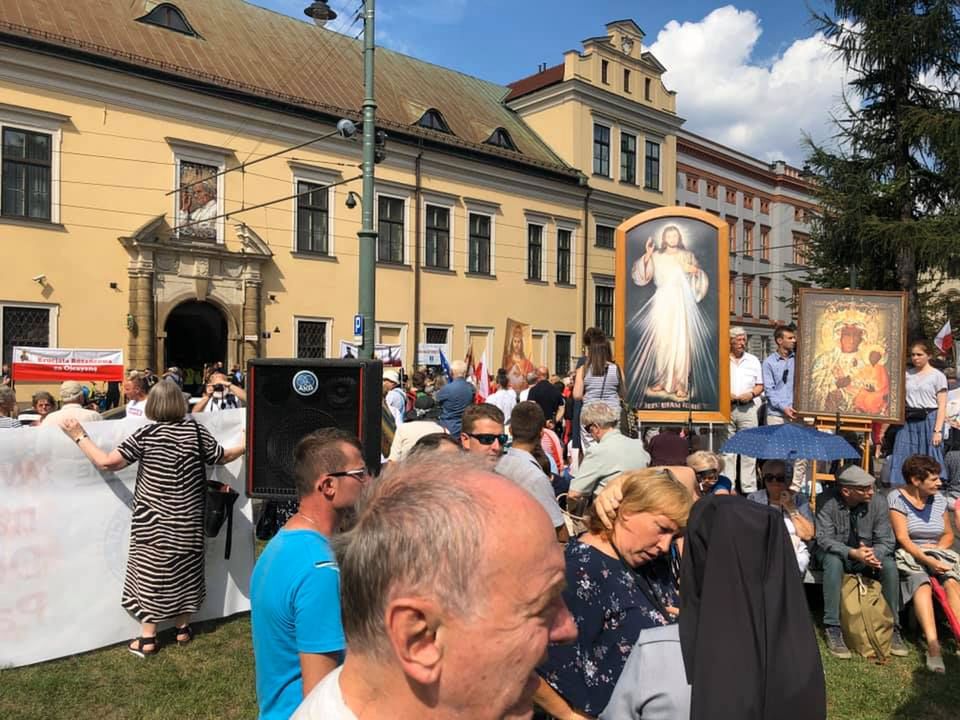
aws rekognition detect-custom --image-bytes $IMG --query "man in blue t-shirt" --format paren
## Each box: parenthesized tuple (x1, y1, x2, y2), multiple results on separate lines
(436, 359, 476, 437)
(251, 428, 370, 720)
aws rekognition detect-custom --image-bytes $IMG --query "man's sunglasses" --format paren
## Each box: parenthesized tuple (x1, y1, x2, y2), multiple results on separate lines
(328, 467, 370, 481)
(763, 473, 787, 483)
(466, 432, 509, 446)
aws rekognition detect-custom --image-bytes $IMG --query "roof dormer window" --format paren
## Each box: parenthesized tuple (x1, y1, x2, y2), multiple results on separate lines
(137, 3, 199, 37)
(485, 127, 518, 152)
(416, 109, 452, 134)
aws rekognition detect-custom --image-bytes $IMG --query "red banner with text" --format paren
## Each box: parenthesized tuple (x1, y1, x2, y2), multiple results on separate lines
(11, 347, 125, 383)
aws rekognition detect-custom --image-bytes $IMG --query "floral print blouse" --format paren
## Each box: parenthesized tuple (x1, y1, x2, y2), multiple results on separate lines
(537, 539, 679, 716)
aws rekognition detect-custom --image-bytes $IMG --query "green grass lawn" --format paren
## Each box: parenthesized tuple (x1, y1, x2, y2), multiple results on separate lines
(1, 612, 957, 720)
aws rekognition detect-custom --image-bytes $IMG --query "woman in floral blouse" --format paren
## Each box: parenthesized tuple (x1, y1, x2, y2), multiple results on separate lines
(534, 468, 693, 719)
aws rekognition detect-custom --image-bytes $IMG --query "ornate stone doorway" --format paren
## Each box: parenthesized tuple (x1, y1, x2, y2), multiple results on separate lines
(164, 300, 227, 395)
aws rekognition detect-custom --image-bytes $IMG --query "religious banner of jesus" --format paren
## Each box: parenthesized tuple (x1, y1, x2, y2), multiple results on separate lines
(615, 207, 730, 423)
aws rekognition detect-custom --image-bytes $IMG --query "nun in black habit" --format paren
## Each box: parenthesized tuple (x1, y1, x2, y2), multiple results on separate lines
(679, 495, 826, 720)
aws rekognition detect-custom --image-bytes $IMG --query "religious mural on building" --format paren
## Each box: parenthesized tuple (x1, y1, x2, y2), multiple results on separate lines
(177, 160, 219, 240)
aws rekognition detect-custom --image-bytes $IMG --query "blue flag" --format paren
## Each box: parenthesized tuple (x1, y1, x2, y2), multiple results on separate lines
(439, 349, 453, 381)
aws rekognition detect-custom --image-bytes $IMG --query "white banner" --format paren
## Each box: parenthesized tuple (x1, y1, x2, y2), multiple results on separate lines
(0, 409, 252, 668)
(12, 346, 125, 382)
(338, 341, 402, 365)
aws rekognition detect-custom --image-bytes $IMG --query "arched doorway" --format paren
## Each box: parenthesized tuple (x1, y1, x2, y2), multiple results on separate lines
(164, 300, 227, 395)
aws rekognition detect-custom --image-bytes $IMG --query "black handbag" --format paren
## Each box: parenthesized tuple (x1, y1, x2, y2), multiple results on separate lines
(194, 421, 239, 559)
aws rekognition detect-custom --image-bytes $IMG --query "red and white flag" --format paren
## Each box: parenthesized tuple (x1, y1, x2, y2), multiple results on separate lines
(935, 320, 954, 354)
(474, 351, 490, 400)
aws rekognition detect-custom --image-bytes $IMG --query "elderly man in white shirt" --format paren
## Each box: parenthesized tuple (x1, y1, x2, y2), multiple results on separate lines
(724, 327, 764, 493)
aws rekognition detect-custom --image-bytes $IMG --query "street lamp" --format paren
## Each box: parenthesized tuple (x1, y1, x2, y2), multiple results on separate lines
(305, 0, 378, 360)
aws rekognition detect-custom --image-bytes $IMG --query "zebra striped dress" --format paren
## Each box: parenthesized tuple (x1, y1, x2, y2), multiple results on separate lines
(117, 420, 224, 622)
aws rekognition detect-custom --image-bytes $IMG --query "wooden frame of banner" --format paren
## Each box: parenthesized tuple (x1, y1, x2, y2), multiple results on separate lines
(801, 414, 874, 511)
(615, 206, 731, 423)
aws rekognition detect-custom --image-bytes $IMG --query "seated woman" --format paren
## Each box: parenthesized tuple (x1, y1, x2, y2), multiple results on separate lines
(747, 459, 815, 575)
(889, 454, 960, 673)
(533, 469, 692, 719)
(687, 450, 733, 495)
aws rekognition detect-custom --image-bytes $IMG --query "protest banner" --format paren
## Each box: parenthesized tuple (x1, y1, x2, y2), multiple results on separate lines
(12, 346, 125, 383)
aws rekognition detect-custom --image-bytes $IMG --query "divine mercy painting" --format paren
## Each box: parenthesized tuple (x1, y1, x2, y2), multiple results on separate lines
(616, 207, 730, 423)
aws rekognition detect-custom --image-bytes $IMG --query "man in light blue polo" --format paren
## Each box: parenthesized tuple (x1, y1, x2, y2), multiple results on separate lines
(762, 324, 807, 490)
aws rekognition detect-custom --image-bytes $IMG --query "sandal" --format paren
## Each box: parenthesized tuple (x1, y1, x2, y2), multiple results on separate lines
(128, 636, 159, 658)
(175, 624, 194, 646)
(926, 651, 946, 674)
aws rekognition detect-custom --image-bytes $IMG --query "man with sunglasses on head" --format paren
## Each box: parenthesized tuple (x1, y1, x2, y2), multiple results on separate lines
(763, 324, 808, 491)
(251, 428, 370, 720)
(495, 402, 568, 540)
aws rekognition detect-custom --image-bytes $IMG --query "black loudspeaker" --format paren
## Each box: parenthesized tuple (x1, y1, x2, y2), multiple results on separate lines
(246, 358, 382, 499)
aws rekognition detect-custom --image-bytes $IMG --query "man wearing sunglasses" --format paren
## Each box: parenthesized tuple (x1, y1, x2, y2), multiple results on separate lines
(763, 325, 807, 491)
(460, 403, 508, 468)
(251, 428, 370, 720)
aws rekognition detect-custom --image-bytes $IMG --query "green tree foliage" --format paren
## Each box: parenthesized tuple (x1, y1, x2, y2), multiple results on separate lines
(804, 1, 960, 340)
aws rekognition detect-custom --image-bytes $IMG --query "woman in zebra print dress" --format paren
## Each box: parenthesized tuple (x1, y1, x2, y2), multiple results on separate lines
(62, 380, 245, 657)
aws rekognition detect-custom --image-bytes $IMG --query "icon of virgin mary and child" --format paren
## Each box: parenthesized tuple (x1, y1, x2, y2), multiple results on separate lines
(626, 223, 715, 407)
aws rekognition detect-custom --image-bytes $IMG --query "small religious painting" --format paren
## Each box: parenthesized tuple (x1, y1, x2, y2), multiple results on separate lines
(177, 160, 219, 240)
(501, 318, 534, 388)
(616, 207, 730, 423)
(796, 289, 907, 422)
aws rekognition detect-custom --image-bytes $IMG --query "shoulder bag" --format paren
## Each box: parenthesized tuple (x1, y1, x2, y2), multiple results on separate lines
(194, 421, 239, 560)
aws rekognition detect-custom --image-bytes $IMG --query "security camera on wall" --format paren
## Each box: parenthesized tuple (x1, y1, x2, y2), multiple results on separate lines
(32, 274, 46, 284)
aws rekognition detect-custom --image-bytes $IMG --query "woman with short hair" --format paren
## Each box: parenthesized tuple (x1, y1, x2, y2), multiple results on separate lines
(0, 386, 20, 428)
(61, 380, 245, 657)
(534, 469, 692, 718)
(686, 450, 732, 495)
(31, 390, 55, 422)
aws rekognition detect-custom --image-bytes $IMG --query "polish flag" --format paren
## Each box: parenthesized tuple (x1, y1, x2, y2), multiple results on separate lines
(935, 320, 954, 354)
(474, 351, 490, 400)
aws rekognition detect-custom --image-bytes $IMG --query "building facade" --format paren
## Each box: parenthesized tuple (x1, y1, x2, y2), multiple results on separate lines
(0, 0, 594, 393)
(676, 131, 816, 358)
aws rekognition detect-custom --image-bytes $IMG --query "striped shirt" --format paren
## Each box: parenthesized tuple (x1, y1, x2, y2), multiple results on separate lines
(0, 416, 22, 428)
(888, 490, 947, 544)
(583, 362, 620, 407)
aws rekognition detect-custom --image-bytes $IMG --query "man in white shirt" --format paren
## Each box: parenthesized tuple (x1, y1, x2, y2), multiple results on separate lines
(124, 373, 148, 418)
(484, 369, 517, 422)
(291, 453, 577, 720)
(382, 368, 407, 427)
(724, 327, 763, 492)
(41, 381, 102, 427)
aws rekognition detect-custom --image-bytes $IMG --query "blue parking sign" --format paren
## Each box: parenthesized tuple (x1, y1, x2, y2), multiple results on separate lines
(353, 314, 364, 336)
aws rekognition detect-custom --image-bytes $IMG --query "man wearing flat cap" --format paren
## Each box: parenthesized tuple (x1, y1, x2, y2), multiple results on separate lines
(815, 465, 906, 658)
(41, 381, 102, 427)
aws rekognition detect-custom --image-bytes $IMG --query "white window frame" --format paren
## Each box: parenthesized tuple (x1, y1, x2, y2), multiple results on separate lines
(464, 325, 494, 367)
(464, 200, 498, 276)
(619, 128, 638, 185)
(375, 187, 412, 265)
(0, 104, 66, 224)
(592, 119, 613, 178)
(421, 194, 456, 270)
(642, 135, 663, 192)
(292, 316, 332, 358)
(170, 142, 227, 244)
(593, 275, 616, 340)
(531, 330, 548, 369)
(0, 301, 60, 363)
(555, 220, 578, 286)
(422, 323, 452, 362)
(554, 331, 575, 376)
(376, 321, 408, 363)
(290, 163, 340, 257)
(524, 212, 549, 281)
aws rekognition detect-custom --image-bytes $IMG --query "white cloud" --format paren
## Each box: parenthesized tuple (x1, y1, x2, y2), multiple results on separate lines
(649, 5, 856, 164)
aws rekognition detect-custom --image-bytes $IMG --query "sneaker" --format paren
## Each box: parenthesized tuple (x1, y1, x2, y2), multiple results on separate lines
(890, 628, 909, 657)
(825, 626, 852, 659)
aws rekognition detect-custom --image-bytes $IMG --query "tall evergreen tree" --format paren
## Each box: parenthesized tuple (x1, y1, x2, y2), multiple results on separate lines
(805, 0, 960, 340)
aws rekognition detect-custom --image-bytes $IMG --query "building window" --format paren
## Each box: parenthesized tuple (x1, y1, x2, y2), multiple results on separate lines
(644, 140, 660, 190)
(685, 175, 699, 192)
(485, 127, 518, 151)
(794, 206, 806, 222)
(377, 195, 405, 263)
(295, 319, 328, 358)
(706, 181, 717, 199)
(760, 198, 770, 214)
(295, 181, 329, 254)
(595, 286, 614, 338)
(557, 228, 572, 284)
(743, 193, 754, 210)
(595, 224, 615, 249)
(416, 109, 451, 134)
(759, 278, 770, 318)
(593, 124, 610, 177)
(176, 158, 221, 241)
(469, 213, 492, 275)
(760, 225, 771, 261)
(620, 132, 636, 184)
(601, 60, 609, 84)
(727, 218, 737, 254)
(1, 127, 52, 220)
(742, 276, 754, 317)
(792, 231, 810, 265)
(743, 221, 754, 257)
(555, 334, 573, 376)
(424, 204, 450, 270)
(729, 275, 737, 315)
(425, 327, 448, 345)
(527, 223, 543, 280)
(686, 203, 700, 209)
(2, 305, 52, 366)
(623, 69, 631, 93)
(136, 3, 198, 36)
(725, 188, 737, 204)
(644, 77, 652, 101)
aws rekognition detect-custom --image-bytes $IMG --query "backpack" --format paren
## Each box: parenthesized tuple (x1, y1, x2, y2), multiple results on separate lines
(840, 573, 893, 661)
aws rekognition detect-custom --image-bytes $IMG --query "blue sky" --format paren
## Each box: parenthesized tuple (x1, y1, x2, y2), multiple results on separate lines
(257, 1, 847, 164)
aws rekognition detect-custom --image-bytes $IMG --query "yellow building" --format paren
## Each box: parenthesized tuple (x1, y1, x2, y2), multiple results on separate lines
(506, 20, 682, 347)
(0, 0, 605, 393)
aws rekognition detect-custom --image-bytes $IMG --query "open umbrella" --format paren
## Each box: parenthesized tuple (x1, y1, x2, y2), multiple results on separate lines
(719, 423, 860, 462)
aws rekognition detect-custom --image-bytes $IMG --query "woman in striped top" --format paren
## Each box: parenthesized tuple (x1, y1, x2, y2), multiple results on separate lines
(62, 380, 245, 657)
(888, 454, 960, 673)
(573, 337, 623, 450)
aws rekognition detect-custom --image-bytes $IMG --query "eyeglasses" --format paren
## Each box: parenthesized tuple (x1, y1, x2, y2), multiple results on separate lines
(328, 467, 370, 481)
(695, 469, 718, 479)
(466, 432, 508, 446)
(763, 474, 787, 483)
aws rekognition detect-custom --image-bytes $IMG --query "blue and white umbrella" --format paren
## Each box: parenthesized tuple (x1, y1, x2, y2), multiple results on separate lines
(719, 423, 860, 461)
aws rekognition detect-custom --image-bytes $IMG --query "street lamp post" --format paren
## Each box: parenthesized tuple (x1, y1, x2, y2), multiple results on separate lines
(306, 1, 377, 360)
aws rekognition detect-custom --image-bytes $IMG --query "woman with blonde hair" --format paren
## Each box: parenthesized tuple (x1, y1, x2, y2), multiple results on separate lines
(686, 450, 733, 495)
(534, 469, 693, 719)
